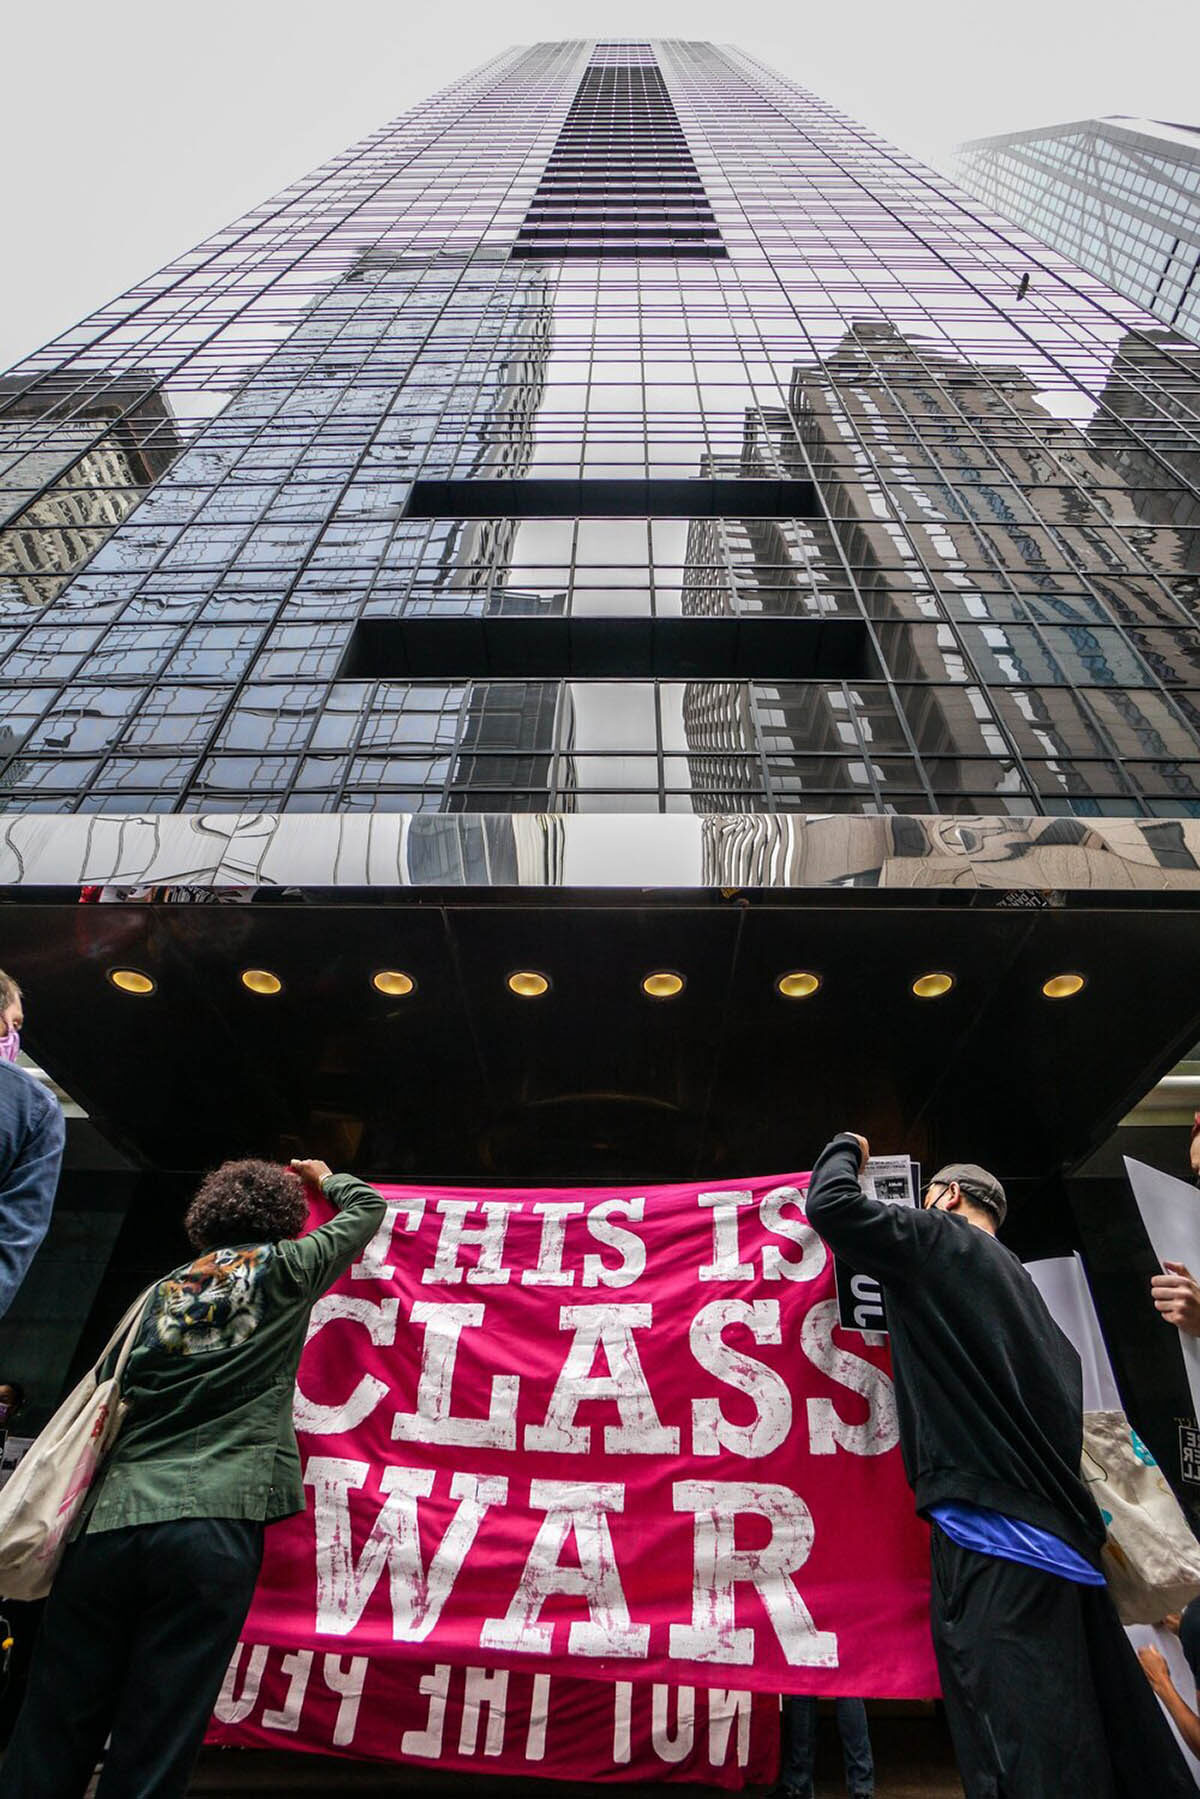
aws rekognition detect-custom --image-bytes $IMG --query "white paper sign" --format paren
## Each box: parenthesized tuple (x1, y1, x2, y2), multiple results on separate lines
(834, 1154, 918, 1333)
(1123, 1156, 1200, 1424)
(1026, 1254, 1123, 1412)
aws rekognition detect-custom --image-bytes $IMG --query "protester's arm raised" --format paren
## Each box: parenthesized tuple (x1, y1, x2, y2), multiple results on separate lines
(803, 1131, 933, 1284)
(1138, 1646, 1200, 1757)
(276, 1160, 387, 1300)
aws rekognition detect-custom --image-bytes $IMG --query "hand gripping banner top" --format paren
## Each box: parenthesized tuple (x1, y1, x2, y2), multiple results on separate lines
(210, 1168, 938, 1777)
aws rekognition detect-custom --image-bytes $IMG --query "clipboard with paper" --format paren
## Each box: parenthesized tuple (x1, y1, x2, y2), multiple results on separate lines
(833, 1153, 920, 1333)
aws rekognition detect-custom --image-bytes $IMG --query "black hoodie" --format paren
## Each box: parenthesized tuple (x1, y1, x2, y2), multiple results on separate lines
(805, 1133, 1106, 1565)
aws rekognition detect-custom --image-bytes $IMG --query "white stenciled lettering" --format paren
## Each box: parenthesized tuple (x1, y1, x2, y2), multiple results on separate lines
(760, 1187, 827, 1282)
(690, 1300, 791, 1459)
(213, 1643, 269, 1725)
(582, 1198, 647, 1288)
(351, 1199, 426, 1282)
(525, 1305, 679, 1455)
(696, 1192, 755, 1281)
(707, 1689, 753, 1766)
(261, 1649, 313, 1733)
(322, 1654, 369, 1748)
(613, 1681, 634, 1764)
(458, 1666, 509, 1756)
(522, 1202, 585, 1286)
(392, 1302, 519, 1450)
(424, 1200, 520, 1285)
(651, 1685, 695, 1762)
(304, 1458, 506, 1639)
(670, 1480, 838, 1667)
(480, 1479, 648, 1657)
(401, 1664, 450, 1758)
(525, 1673, 551, 1761)
(802, 1298, 898, 1456)
(295, 1294, 398, 1434)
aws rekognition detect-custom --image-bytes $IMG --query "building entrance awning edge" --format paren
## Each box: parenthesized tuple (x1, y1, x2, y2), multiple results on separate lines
(2, 811, 1200, 897)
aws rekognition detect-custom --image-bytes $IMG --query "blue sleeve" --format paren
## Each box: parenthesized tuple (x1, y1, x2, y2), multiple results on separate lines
(804, 1132, 934, 1284)
(0, 1088, 66, 1319)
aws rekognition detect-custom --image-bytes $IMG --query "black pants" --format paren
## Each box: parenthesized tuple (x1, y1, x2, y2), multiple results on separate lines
(931, 1527, 1197, 1799)
(0, 1517, 264, 1798)
(781, 1695, 874, 1797)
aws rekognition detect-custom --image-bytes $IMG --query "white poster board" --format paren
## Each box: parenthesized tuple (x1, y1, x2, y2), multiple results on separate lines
(1028, 1251, 1200, 1781)
(1124, 1156, 1200, 1429)
(1026, 1254, 1123, 1412)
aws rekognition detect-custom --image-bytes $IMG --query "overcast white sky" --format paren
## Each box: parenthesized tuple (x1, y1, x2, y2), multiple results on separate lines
(3, 0, 1198, 371)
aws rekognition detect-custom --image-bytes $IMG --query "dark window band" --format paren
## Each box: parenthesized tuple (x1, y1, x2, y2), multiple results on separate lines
(405, 477, 819, 518)
(340, 615, 870, 680)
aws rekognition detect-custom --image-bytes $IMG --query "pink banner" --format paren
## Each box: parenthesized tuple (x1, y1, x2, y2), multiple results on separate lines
(210, 1650, 780, 1786)
(208, 1171, 938, 1781)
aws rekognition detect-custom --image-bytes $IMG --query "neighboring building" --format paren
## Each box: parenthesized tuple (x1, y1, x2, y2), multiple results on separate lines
(955, 116, 1200, 344)
(4, 43, 1200, 1549)
(1089, 326, 1200, 568)
(0, 376, 180, 610)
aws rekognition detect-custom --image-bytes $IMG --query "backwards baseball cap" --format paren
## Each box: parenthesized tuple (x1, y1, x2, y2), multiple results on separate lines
(929, 1162, 1007, 1225)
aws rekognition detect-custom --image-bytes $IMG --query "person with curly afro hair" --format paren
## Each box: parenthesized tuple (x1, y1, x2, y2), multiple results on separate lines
(5, 1155, 386, 1799)
(183, 1156, 311, 1251)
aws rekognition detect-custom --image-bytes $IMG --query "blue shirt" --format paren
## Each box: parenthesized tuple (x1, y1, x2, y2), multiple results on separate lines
(0, 1060, 65, 1319)
(930, 1501, 1106, 1585)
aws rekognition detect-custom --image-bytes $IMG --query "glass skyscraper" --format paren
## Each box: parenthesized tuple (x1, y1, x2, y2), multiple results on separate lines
(956, 116, 1200, 346)
(6, 44, 1200, 1493)
(4, 43, 1200, 821)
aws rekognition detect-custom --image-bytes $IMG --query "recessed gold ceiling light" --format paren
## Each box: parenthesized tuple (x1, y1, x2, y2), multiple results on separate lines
(108, 968, 155, 995)
(241, 968, 283, 995)
(1042, 973, 1085, 1000)
(508, 970, 550, 997)
(372, 970, 415, 996)
(912, 972, 954, 999)
(642, 971, 685, 999)
(777, 971, 821, 999)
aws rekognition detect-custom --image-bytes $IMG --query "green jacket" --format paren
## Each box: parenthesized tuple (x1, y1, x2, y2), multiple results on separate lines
(83, 1173, 386, 1534)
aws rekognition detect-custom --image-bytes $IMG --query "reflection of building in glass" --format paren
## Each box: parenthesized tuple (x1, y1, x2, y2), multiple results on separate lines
(680, 438, 849, 808)
(1089, 328, 1200, 573)
(405, 813, 566, 883)
(450, 662, 578, 815)
(683, 318, 1200, 818)
(788, 320, 1200, 817)
(955, 118, 1200, 345)
(0, 378, 180, 609)
(368, 250, 554, 609)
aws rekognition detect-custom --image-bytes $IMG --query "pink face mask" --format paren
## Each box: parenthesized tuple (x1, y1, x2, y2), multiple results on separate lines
(0, 1029, 20, 1064)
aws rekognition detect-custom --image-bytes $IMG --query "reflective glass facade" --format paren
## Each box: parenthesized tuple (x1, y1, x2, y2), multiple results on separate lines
(956, 117, 1200, 345)
(3, 45, 1200, 821)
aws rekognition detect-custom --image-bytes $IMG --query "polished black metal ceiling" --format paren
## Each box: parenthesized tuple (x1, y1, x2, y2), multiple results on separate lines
(6, 886, 1200, 1263)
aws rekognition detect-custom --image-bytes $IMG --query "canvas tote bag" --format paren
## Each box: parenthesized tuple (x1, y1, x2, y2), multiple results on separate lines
(1083, 1409, 1200, 1624)
(0, 1284, 153, 1601)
